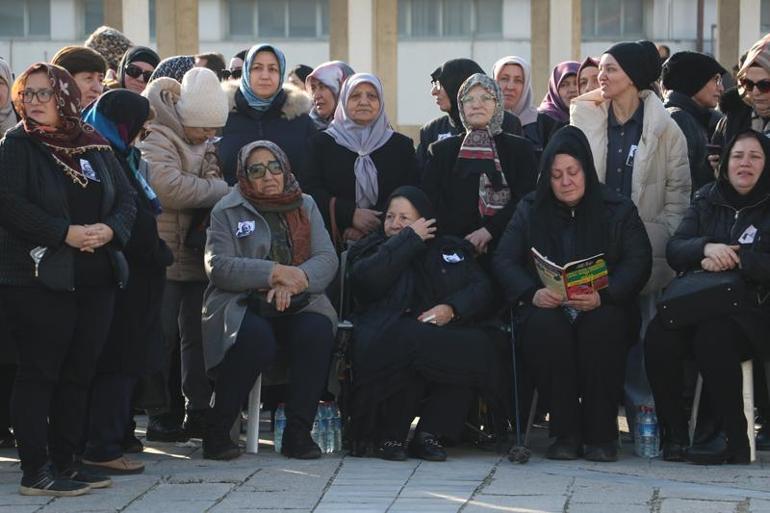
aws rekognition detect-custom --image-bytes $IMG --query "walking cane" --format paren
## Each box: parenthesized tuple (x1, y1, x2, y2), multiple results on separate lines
(507, 310, 531, 464)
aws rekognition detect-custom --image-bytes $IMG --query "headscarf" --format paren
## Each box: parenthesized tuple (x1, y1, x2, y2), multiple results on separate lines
(82, 89, 161, 214)
(386, 185, 436, 224)
(491, 56, 538, 126)
(530, 125, 607, 264)
(236, 140, 310, 265)
(12, 63, 111, 187)
(306, 60, 355, 129)
(737, 34, 770, 107)
(577, 56, 600, 93)
(0, 57, 16, 135)
(538, 61, 580, 123)
(84, 25, 133, 71)
(117, 46, 160, 88)
(239, 44, 286, 113)
(431, 58, 485, 128)
(456, 73, 509, 218)
(326, 73, 394, 209)
(716, 130, 770, 209)
(150, 55, 195, 83)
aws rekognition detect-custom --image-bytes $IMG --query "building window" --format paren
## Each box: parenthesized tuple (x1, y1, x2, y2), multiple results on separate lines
(762, 0, 770, 34)
(228, 0, 329, 39)
(582, 0, 644, 40)
(0, 0, 50, 39)
(81, 0, 156, 39)
(398, 0, 502, 38)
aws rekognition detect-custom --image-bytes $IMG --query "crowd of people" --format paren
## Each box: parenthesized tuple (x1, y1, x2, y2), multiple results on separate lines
(0, 22, 769, 497)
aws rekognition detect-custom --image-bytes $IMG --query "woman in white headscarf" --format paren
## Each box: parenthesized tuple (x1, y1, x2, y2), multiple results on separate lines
(0, 57, 17, 135)
(305, 60, 355, 130)
(492, 56, 560, 158)
(303, 73, 419, 247)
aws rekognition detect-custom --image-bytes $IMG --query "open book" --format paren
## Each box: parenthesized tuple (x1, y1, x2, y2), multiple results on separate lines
(531, 247, 609, 300)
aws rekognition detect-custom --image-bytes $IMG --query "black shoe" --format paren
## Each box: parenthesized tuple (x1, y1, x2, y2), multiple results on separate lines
(281, 426, 322, 460)
(146, 418, 189, 443)
(408, 432, 447, 462)
(756, 424, 770, 451)
(19, 466, 90, 497)
(686, 432, 750, 465)
(0, 429, 15, 449)
(202, 424, 241, 461)
(183, 409, 209, 439)
(545, 435, 581, 460)
(122, 432, 144, 454)
(661, 441, 687, 462)
(583, 442, 618, 462)
(376, 440, 407, 461)
(58, 465, 112, 489)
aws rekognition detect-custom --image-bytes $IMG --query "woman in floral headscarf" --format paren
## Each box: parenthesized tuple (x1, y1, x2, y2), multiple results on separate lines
(0, 63, 135, 496)
(423, 73, 537, 257)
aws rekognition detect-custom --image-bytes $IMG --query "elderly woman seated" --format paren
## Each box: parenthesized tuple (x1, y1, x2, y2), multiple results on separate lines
(645, 130, 770, 465)
(347, 186, 504, 462)
(202, 140, 338, 461)
(492, 126, 652, 462)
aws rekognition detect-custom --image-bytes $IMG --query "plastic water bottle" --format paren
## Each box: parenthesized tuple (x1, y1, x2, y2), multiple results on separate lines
(311, 405, 323, 450)
(320, 402, 335, 454)
(333, 404, 342, 453)
(274, 404, 286, 453)
(635, 406, 660, 458)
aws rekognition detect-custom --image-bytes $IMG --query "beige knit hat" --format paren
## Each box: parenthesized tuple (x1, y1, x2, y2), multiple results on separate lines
(176, 67, 229, 128)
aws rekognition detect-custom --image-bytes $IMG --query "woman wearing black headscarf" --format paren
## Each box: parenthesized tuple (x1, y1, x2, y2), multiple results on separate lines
(493, 126, 652, 462)
(348, 186, 505, 462)
(415, 58, 522, 170)
(116, 46, 160, 94)
(645, 130, 770, 465)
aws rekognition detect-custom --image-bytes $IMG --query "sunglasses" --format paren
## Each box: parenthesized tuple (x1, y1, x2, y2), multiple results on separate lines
(124, 64, 153, 83)
(740, 78, 770, 94)
(21, 88, 54, 103)
(219, 69, 243, 80)
(246, 160, 283, 179)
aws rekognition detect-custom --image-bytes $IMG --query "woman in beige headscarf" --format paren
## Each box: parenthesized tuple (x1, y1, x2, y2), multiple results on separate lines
(0, 57, 17, 135)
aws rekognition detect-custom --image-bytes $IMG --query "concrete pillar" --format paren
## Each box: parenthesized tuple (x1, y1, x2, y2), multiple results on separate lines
(531, 0, 581, 102)
(51, 0, 78, 40)
(102, 0, 150, 45)
(718, 0, 761, 71)
(156, 0, 199, 58)
(329, 0, 349, 62)
(347, 0, 374, 73)
(373, 0, 398, 123)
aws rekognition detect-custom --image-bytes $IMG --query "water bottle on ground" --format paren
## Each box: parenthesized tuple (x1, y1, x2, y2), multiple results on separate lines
(311, 404, 323, 450)
(274, 404, 286, 453)
(320, 402, 335, 453)
(635, 405, 660, 458)
(333, 404, 342, 453)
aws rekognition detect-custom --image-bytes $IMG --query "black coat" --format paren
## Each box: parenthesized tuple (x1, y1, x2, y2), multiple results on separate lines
(219, 87, 316, 185)
(665, 91, 721, 191)
(99, 156, 173, 375)
(302, 131, 419, 235)
(422, 132, 538, 242)
(415, 111, 522, 171)
(492, 188, 652, 309)
(666, 182, 770, 359)
(712, 87, 754, 149)
(0, 125, 136, 290)
(521, 113, 562, 160)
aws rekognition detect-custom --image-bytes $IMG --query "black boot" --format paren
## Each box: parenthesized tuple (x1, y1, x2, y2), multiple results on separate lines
(545, 435, 581, 460)
(146, 414, 188, 443)
(202, 420, 241, 461)
(184, 409, 209, 439)
(281, 422, 321, 460)
(686, 432, 750, 465)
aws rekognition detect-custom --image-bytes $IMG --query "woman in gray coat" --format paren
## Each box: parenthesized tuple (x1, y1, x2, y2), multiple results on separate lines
(202, 140, 338, 461)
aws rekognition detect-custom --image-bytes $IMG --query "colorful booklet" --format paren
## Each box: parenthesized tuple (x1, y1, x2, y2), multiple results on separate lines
(531, 247, 609, 300)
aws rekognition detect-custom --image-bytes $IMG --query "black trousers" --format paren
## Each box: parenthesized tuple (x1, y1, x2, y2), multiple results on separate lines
(82, 373, 137, 462)
(0, 364, 16, 434)
(519, 305, 628, 445)
(3, 286, 115, 475)
(645, 315, 752, 452)
(211, 311, 335, 432)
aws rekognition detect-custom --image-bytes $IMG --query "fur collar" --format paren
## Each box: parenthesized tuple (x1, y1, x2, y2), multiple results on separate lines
(222, 81, 312, 121)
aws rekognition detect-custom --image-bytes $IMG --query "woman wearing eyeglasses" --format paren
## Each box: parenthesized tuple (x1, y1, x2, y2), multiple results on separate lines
(0, 63, 136, 496)
(661, 52, 727, 192)
(202, 140, 337, 460)
(422, 73, 537, 258)
(116, 46, 160, 94)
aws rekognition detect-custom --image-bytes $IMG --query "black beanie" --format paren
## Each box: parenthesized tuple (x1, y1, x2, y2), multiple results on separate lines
(661, 51, 727, 97)
(604, 40, 661, 91)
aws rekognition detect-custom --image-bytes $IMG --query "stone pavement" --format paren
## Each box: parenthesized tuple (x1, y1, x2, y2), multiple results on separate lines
(0, 416, 768, 513)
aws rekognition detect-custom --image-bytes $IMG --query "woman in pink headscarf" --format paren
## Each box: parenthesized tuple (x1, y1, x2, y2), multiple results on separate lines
(305, 60, 355, 130)
(538, 61, 581, 124)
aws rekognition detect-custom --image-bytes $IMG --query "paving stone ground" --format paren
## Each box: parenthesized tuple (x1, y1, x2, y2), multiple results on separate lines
(0, 415, 767, 513)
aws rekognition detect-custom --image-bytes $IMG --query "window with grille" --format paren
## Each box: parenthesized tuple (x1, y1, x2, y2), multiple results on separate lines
(398, 0, 502, 39)
(0, 0, 50, 39)
(581, 0, 645, 40)
(228, 0, 329, 39)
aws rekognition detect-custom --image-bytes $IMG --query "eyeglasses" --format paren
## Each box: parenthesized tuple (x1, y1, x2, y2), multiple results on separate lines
(219, 69, 243, 80)
(124, 64, 153, 83)
(740, 78, 770, 94)
(246, 160, 283, 179)
(459, 93, 496, 105)
(21, 88, 54, 104)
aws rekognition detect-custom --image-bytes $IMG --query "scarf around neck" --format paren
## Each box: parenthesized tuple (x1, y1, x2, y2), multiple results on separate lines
(325, 73, 394, 209)
(240, 44, 287, 113)
(236, 140, 311, 265)
(492, 56, 538, 126)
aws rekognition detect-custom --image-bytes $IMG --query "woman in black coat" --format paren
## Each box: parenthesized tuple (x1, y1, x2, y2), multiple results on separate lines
(348, 186, 504, 462)
(303, 73, 418, 246)
(0, 63, 135, 496)
(492, 126, 652, 462)
(80, 89, 173, 474)
(645, 130, 770, 465)
(423, 73, 537, 258)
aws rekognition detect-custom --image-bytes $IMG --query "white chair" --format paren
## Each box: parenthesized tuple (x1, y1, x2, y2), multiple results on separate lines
(688, 360, 755, 462)
(229, 374, 263, 454)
